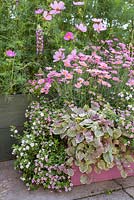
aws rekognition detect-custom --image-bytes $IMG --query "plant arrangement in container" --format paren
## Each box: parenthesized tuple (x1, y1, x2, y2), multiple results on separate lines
(10, 0, 134, 192)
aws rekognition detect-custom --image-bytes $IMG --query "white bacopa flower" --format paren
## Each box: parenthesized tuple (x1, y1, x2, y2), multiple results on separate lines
(20, 152, 24, 156)
(132, 107, 134, 111)
(14, 129, 18, 133)
(30, 143, 34, 147)
(20, 177, 25, 181)
(120, 93, 124, 98)
(22, 140, 25, 144)
(128, 105, 132, 108)
(26, 162, 30, 168)
(40, 112, 44, 117)
(126, 96, 130, 100)
(26, 146, 30, 150)
(20, 165, 24, 169)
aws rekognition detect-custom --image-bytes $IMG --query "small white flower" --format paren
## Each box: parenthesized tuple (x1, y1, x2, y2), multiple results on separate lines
(128, 105, 132, 108)
(30, 143, 34, 147)
(22, 140, 25, 144)
(26, 146, 30, 150)
(132, 107, 134, 111)
(20, 177, 25, 181)
(20, 152, 24, 156)
(126, 96, 130, 100)
(14, 129, 18, 133)
(20, 165, 24, 169)
(26, 162, 30, 168)
(40, 112, 44, 117)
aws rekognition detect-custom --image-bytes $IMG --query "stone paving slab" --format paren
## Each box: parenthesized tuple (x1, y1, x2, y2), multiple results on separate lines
(115, 176, 134, 188)
(0, 161, 133, 200)
(125, 187, 134, 199)
(81, 190, 133, 200)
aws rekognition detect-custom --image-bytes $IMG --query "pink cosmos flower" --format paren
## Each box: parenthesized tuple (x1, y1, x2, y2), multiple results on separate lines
(74, 68, 83, 74)
(38, 79, 45, 84)
(66, 49, 78, 62)
(43, 11, 52, 21)
(112, 77, 120, 82)
(92, 18, 102, 23)
(75, 82, 82, 88)
(78, 77, 84, 83)
(75, 23, 87, 32)
(53, 48, 65, 62)
(47, 70, 61, 78)
(64, 32, 74, 40)
(98, 79, 111, 87)
(50, 1, 65, 14)
(45, 67, 52, 70)
(73, 1, 84, 5)
(93, 22, 107, 33)
(61, 69, 69, 76)
(35, 9, 44, 14)
(98, 62, 109, 70)
(126, 79, 134, 86)
(6, 50, 16, 57)
(79, 61, 87, 67)
(63, 59, 71, 67)
(65, 73, 73, 80)
(83, 81, 89, 86)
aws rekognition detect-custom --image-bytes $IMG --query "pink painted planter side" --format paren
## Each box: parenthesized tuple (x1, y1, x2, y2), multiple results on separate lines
(72, 163, 134, 186)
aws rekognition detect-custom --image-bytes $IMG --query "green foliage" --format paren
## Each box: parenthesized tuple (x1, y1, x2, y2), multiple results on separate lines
(0, 0, 133, 94)
(53, 98, 134, 184)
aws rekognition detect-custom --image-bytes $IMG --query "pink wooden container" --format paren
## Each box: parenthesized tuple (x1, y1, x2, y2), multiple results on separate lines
(72, 164, 134, 186)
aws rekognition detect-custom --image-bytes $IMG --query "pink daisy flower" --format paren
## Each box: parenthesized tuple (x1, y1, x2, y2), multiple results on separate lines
(93, 23, 107, 33)
(53, 48, 65, 62)
(35, 9, 44, 15)
(64, 32, 74, 40)
(75, 23, 87, 32)
(6, 50, 16, 57)
(38, 79, 45, 85)
(75, 82, 82, 88)
(50, 1, 65, 14)
(43, 11, 52, 21)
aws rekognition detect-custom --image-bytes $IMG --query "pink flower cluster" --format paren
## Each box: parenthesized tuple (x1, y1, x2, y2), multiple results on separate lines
(29, 77, 53, 95)
(35, 1, 65, 21)
(29, 39, 134, 97)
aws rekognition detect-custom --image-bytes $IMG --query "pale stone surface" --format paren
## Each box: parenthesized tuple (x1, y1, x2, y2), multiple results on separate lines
(0, 161, 133, 200)
(115, 176, 134, 188)
(83, 191, 133, 200)
(125, 187, 134, 198)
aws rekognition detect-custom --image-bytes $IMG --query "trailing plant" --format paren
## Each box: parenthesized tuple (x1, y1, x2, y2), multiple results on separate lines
(11, 99, 73, 192)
